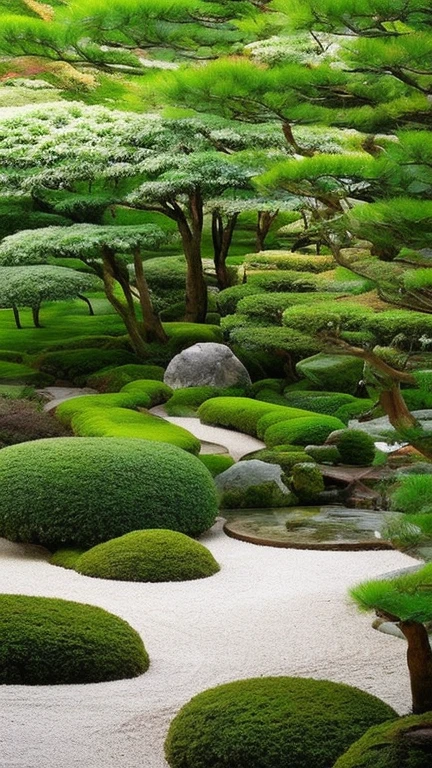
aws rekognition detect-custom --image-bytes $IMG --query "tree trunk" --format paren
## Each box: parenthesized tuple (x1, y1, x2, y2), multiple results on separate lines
(399, 621, 432, 714)
(133, 250, 168, 343)
(101, 247, 148, 358)
(282, 122, 314, 157)
(212, 211, 238, 290)
(256, 210, 278, 252)
(32, 305, 41, 328)
(380, 385, 417, 430)
(12, 305, 21, 330)
(179, 193, 207, 323)
(77, 294, 95, 316)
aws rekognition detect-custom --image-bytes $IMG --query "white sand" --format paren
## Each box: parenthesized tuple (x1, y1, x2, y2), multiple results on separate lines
(0, 525, 419, 768)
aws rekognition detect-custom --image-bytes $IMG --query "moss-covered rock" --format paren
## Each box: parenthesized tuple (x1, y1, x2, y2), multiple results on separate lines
(292, 463, 325, 501)
(0, 594, 148, 684)
(333, 430, 376, 466)
(296, 353, 364, 394)
(165, 677, 397, 768)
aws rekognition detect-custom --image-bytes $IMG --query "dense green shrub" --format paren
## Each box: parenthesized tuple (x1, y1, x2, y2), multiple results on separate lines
(35, 348, 138, 381)
(237, 292, 345, 325)
(244, 251, 334, 272)
(248, 270, 319, 292)
(72, 530, 220, 582)
(0, 438, 218, 547)
(72, 408, 200, 453)
(250, 379, 285, 395)
(165, 322, 223, 354)
(296, 354, 364, 394)
(283, 303, 369, 336)
(87, 364, 165, 391)
(199, 454, 235, 476)
(402, 388, 432, 411)
(120, 378, 173, 406)
(304, 445, 341, 464)
(333, 713, 432, 768)
(0, 398, 70, 447)
(367, 310, 432, 348)
(198, 397, 314, 437)
(241, 448, 310, 473)
(0, 594, 148, 685)
(220, 482, 293, 509)
(335, 399, 375, 424)
(217, 284, 264, 316)
(292, 463, 325, 501)
(335, 430, 376, 466)
(165, 677, 397, 768)
(255, 388, 296, 406)
(165, 386, 246, 417)
(264, 415, 345, 447)
(55, 391, 153, 427)
(0, 361, 53, 386)
(283, 391, 357, 415)
(391, 475, 432, 515)
(256, 407, 319, 439)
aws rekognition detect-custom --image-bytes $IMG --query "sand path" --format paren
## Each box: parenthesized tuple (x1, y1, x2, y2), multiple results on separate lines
(0, 525, 419, 768)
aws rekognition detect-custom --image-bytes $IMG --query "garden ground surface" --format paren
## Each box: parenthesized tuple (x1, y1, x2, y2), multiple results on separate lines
(0, 524, 418, 768)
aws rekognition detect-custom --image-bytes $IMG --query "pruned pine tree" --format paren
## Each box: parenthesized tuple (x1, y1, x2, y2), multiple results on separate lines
(0, 225, 169, 355)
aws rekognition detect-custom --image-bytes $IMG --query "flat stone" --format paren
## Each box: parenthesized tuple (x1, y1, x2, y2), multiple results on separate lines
(164, 342, 251, 390)
(215, 460, 290, 495)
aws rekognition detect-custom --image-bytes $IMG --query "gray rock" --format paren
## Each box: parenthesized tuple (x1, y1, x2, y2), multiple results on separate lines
(164, 342, 251, 390)
(215, 459, 290, 495)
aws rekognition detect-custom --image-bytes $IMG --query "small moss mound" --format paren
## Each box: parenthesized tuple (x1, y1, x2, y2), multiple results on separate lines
(333, 713, 432, 768)
(292, 463, 325, 501)
(165, 677, 397, 768)
(71, 530, 220, 582)
(335, 430, 376, 466)
(199, 454, 235, 476)
(87, 364, 165, 391)
(0, 594, 149, 685)
(264, 415, 345, 447)
(0, 438, 218, 548)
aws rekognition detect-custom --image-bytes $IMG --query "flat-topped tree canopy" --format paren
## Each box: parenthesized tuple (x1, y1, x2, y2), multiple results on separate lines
(351, 563, 432, 624)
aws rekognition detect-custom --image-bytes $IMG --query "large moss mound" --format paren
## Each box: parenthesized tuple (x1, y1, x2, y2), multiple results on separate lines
(333, 713, 432, 768)
(71, 529, 220, 582)
(165, 677, 397, 768)
(0, 438, 218, 548)
(0, 594, 149, 685)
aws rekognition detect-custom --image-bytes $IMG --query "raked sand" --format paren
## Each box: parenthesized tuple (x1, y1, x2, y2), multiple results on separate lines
(0, 523, 419, 768)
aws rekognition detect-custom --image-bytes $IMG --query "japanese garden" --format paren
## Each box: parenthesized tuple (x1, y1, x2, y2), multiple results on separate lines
(0, 0, 432, 766)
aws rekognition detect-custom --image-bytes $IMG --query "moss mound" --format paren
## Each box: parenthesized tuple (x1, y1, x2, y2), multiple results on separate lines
(0, 594, 148, 685)
(264, 415, 345, 447)
(335, 430, 376, 466)
(0, 438, 218, 548)
(72, 530, 220, 582)
(333, 713, 432, 768)
(165, 677, 397, 768)
(87, 364, 165, 391)
(198, 454, 235, 477)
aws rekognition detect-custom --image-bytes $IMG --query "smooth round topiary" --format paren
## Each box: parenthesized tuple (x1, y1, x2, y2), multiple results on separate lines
(335, 429, 376, 466)
(0, 438, 218, 548)
(72, 529, 220, 582)
(165, 677, 397, 768)
(333, 713, 432, 768)
(0, 594, 149, 685)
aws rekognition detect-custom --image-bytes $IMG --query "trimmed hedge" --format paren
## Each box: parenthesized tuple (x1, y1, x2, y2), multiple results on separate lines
(0, 438, 218, 547)
(198, 454, 235, 477)
(71, 408, 200, 454)
(165, 386, 246, 417)
(335, 430, 376, 466)
(198, 397, 315, 438)
(335, 399, 375, 424)
(256, 408, 320, 439)
(165, 677, 397, 768)
(120, 379, 173, 406)
(333, 713, 432, 768)
(296, 354, 364, 394)
(248, 270, 319, 292)
(283, 391, 357, 415)
(55, 391, 153, 427)
(35, 348, 138, 381)
(264, 415, 345, 447)
(244, 251, 334, 272)
(217, 284, 263, 316)
(0, 594, 149, 684)
(87, 364, 165, 392)
(237, 292, 345, 325)
(283, 303, 370, 336)
(72, 529, 220, 582)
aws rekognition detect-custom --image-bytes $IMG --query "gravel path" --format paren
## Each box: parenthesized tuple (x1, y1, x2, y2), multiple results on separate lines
(0, 527, 419, 768)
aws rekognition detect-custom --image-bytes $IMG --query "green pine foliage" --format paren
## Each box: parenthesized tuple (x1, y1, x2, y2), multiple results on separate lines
(165, 677, 397, 768)
(0, 438, 218, 547)
(351, 563, 432, 624)
(0, 594, 149, 685)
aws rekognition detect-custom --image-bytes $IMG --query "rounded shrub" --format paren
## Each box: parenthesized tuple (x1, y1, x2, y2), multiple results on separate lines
(165, 386, 246, 417)
(198, 454, 235, 477)
(55, 391, 153, 427)
(217, 284, 263, 317)
(0, 594, 149, 685)
(256, 407, 319, 439)
(71, 408, 200, 453)
(283, 391, 357, 415)
(73, 529, 220, 582)
(333, 713, 432, 768)
(87, 364, 165, 391)
(335, 430, 376, 466)
(264, 415, 345, 447)
(304, 444, 341, 464)
(35, 348, 138, 381)
(199, 397, 314, 438)
(335, 399, 375, 424)
(165, 677, 397, 768)
(0, 438, 218, 548)
(120, 378, 173, 406)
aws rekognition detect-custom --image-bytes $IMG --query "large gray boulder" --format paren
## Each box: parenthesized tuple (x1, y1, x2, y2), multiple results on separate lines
(215, 460, 290, 495)
(164, 342, 251, 390)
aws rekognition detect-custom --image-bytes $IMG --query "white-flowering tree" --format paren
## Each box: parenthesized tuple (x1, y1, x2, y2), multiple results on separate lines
(0, 264, 101, 329)
(0, 224, 170, 355)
